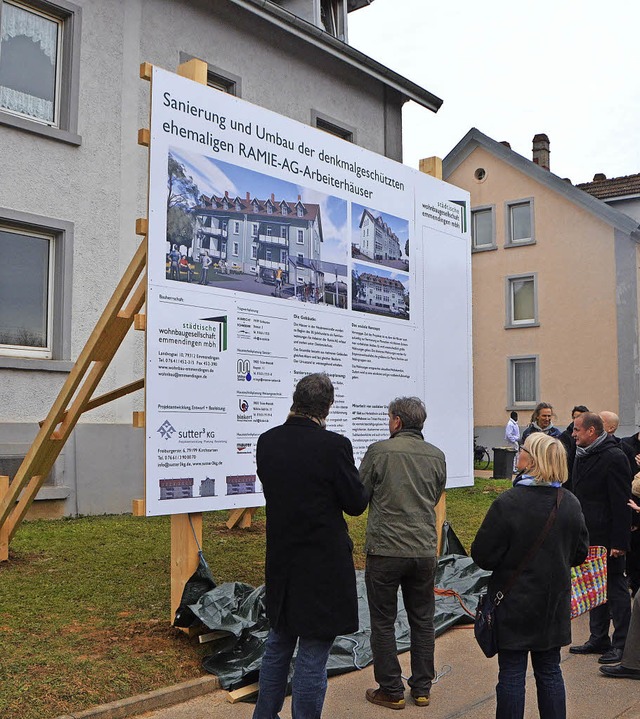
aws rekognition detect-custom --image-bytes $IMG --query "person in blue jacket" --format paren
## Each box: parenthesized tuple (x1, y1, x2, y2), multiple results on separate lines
(520, 402, 562, 443)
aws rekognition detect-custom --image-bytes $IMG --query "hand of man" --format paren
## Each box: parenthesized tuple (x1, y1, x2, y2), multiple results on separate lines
(629, 498, 640, 513)
(610, 548, 626, 558)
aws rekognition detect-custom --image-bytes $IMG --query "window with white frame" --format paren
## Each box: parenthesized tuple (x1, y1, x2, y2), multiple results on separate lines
(232, 242, 239, 256)
(296, 229, 304, 244)
(506, 200, 534, 245)
(471, 207, 494, 250)
(233, 221, 240, 234)
(0, 0, 81, 141)
(509, 357, 538, 406)
(507, 274, 537, 326)
(250, 244, 257, 260)
(0, 211, 72, 363)
(266, 226, 272, 236)
(280, 226, 287, 238)
(251, 223, 259, 237)
(280, 250, 287, 263)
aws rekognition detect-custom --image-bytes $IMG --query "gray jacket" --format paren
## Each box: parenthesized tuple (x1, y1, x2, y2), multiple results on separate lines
(360, 429, 446, 557)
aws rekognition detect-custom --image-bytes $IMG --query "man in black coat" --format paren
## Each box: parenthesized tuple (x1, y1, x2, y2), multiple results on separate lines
(252, 373, 368, 719)
(569, 412, 632, 664)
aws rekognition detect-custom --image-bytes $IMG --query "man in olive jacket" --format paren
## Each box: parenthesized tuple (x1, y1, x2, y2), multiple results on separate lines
(360, 396, 446, 710)
(569, 412, 632, 664)
(253, 373, 368, 719)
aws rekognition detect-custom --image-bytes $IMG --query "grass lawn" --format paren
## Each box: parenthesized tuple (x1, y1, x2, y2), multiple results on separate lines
(1, 477, 510, 719)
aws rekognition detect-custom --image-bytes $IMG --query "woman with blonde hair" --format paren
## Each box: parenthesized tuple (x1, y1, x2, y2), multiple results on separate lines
(472, 434, 588, 719)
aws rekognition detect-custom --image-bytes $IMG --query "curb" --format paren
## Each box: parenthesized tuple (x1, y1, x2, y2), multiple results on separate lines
(55, 675, 221, 719)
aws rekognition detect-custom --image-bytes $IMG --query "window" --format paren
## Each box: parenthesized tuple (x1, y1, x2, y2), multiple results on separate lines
(266, 227, 272, 236)
(297, 253, 304, 263)
(509, 356, 538, 407)
(280, 226, 287, 238)
(471, 206, 495, 250)
(280, 250, 287, 263)
(506, 274, 538, 327)
(296, 229, 304, 244)
(265, 249, 272, 261)
(250, 244, 257, 260)
(0, 0, 80, 143)
(179, 53, 240, 97)
(505, 199, 535, 246)
(233, 221, 240, 234)
(232, 242, 239, 256)
(320, 0, 346, 40)
(0, 208, 72, 367)
(311, 110, 355, 143)
(251, 223, 259, 237)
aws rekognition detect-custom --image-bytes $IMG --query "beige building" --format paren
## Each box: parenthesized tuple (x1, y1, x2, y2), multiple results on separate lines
(443, 129, 640, 449)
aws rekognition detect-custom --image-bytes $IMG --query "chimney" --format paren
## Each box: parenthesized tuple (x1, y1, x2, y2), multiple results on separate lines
(246, 191, 250, 201)
(500, 141, 511, 148)
(593, 173, 607, 182)
(532, 134, 550, 171)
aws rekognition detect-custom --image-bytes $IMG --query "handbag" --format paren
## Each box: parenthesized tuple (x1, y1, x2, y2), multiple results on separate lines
(474, 489, 564, 658)
(570, 546, 607, 619)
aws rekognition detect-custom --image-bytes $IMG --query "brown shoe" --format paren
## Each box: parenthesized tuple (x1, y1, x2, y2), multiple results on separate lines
(365, 688, 406, 710)
(410, 690, 430, 707)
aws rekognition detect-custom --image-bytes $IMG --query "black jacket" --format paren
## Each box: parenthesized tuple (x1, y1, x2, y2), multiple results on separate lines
(257, 416, 368, 639)
(471, 486, 588, 651)
(571, 434, 632, 550)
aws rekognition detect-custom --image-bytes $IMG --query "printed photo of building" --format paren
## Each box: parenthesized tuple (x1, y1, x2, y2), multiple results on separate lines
(352, 262, 409, 320)
(351, 204, 409, 271)
(199, 477, 216, 497)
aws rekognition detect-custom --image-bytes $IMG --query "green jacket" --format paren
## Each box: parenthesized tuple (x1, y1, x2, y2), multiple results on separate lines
(360, 429, 446, 557)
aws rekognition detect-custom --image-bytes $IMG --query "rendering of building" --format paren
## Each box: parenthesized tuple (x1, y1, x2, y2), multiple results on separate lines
(0, 0, 442, 517)
(443, 129, 640, 449)
(199, 478, 216, 497)
(226, 474, 256, 495)
(159, 478, 193, 500)
(192, 191, 323, 287)
(357, 209, 401, 261)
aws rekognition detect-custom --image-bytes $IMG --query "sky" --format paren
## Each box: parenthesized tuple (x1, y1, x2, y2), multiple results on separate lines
(348, 0, 640, 185)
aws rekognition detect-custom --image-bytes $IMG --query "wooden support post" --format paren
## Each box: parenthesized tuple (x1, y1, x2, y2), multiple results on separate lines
(132, 499, 145, 516)
(435, 494, 446, 556)
(132, 411, 145, 428)
(171, 512, 202, 624)
(226, 507, 257, 529)
(418, 155, 447, 551)
(419, 156, 443, 180)
(0, 477, 9, 562)
(134, 314, 147, 331)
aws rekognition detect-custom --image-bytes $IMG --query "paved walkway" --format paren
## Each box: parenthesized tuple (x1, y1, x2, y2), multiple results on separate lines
(137, 613, 640, 719)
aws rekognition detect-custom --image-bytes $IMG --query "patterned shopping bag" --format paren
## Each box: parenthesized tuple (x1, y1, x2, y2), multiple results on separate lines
(570, 546, 607, 619)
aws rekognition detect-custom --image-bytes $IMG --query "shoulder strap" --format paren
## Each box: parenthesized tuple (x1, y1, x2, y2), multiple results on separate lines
(498, 489, 564, 601)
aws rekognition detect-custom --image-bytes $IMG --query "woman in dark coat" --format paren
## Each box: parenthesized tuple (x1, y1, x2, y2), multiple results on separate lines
(253, 373, 368, 719)
(471, 433, 589, 719)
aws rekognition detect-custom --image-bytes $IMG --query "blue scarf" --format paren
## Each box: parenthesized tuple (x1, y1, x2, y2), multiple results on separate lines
(514, 472, 561, 488)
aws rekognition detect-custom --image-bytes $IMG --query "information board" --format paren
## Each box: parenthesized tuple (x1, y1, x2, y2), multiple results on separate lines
(145, 67, 472, 516)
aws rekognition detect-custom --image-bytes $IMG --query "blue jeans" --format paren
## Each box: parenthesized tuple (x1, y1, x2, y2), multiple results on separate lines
(496, 648, 565, 719)
(252, 628, 334, 719)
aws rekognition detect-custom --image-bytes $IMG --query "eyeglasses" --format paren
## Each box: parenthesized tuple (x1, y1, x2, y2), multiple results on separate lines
(518, 447, 530, 455)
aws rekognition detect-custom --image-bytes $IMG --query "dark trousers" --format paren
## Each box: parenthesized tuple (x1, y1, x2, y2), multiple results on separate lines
(496, 648, 565, 719)
(589, 554, 631, 650)
(365, 554, 437, 696)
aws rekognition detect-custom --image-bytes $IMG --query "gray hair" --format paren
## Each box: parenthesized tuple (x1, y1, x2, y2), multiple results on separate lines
(388, 396, 427, 430)
(291, 373, 334, 420)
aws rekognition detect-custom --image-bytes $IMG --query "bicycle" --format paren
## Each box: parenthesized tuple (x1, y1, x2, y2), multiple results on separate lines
(474, 438, 491, 470)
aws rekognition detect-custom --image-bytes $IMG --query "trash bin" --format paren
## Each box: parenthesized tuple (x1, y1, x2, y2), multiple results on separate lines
(492, 447, 517, 479)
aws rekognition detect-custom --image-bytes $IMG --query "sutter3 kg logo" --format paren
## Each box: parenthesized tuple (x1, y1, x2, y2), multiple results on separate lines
(157, 420, 176, 440)
(239, 399, 250, 413)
